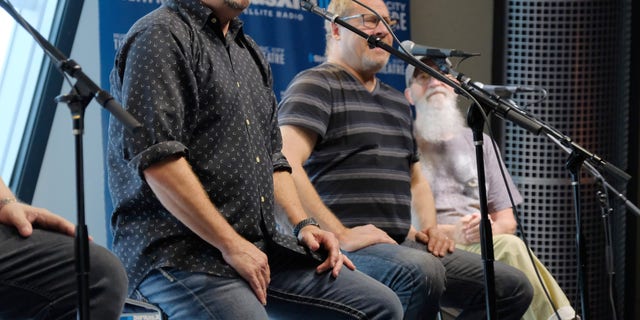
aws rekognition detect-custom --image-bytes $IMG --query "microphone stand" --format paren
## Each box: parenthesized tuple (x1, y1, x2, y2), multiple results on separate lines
(466, 102, 498, 320)
(547, 134, 638, 320)
(299, 3, 637, 319)
(437, 50, 635, 320)
(0, 2, 142, 319)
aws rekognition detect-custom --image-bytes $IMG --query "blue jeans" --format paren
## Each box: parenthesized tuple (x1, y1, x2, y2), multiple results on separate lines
(355, 240, 533, 320)
(135, 264, 403, 319)
(345, 243, 446, 320)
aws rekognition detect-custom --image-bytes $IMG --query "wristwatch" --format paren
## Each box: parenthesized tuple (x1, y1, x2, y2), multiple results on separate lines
(292, 217, 320, 240)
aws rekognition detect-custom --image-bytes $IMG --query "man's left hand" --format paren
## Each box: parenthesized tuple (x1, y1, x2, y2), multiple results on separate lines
(414, 227, 455, 257)
(298, 226, 356, 277)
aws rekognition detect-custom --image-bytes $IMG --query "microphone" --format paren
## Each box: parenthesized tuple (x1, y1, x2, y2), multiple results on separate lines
(400, 40, 479, 58)
(472, 82, 538, 97)
(300, 0, 337, 22)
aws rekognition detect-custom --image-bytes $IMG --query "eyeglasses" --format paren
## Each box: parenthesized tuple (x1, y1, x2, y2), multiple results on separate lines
(412, 71, 453, 87)
(412, 72, 436, 86)
(342, 13, 397, 30)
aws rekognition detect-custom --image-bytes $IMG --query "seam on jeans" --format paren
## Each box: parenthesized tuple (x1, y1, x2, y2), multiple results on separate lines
(347, 249, 429, 313)
(157, 267, 176, 283)
(267, 287, 368, 320)
(0, 279, 60, 318)
(162, 270, 220, 319)
(0, 279, 58, 301)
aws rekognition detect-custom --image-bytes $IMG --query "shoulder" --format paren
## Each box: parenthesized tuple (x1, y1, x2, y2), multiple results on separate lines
(130, 6, 190, 35)
(285, 64, 337, 93)
(377, 80, 411, 105)
(119, 7, 194, 58)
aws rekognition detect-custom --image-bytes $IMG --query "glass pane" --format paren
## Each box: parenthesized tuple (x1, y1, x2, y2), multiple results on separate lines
(0, 0, 59, 181)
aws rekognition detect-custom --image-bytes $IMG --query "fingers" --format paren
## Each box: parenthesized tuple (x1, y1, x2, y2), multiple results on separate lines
(414, 230, 429, 244)
(316, 251, 354, 278)
(223, 241, 271, 306)
(0, 203, 34, 237)
(248, 263, 270, 305)
(299, 231, 321, 252)
(329, 253, 344, 278)
(315, 247, 339, 274)
(2, 204, 76, 238)
(425, 230, 454, 257)
(11, 212, 34, 237)
(309, 229, 346, 276)
(381, 234, 398, 244)
(306, 228, 356, 277)
(249, 257, 270, 305)
(35, 209, 76, 236)
(428, 237, 450, 257)
(341, 252, 356, 270)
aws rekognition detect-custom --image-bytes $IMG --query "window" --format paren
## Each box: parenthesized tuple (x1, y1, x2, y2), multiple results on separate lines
(0, 0, 83, 202)
(0, 0, 59, 181)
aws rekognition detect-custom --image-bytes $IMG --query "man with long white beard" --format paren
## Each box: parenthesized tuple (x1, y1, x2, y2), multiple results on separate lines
(405, 57, 578, 320)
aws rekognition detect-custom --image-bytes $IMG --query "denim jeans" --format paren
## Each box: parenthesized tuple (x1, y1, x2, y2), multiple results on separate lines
(345, 241, 533, 320)
(345, 243, 446, 320)
(402, 240, 534, 320)
(136, 261, 403, 319)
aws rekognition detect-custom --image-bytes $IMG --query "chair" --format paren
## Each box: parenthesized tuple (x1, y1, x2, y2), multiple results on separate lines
(119, 298, 163, 320)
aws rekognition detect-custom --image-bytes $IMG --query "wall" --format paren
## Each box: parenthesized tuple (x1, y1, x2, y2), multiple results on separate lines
(410, 1, 493, 85)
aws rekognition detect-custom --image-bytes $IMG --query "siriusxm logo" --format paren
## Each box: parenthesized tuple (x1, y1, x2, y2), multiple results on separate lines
(126, 0, 162, 3)
(251, 0, 301, 9)
(251, 0, 330, 9)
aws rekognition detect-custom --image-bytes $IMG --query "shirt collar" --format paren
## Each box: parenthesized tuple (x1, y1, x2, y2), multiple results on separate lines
(165, 0, 245, 41)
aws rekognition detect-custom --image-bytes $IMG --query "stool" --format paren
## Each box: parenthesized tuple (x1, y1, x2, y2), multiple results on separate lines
(119, 298, 163, 320)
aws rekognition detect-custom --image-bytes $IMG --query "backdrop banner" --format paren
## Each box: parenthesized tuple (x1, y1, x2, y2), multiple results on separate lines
(98, 0, 411, 244)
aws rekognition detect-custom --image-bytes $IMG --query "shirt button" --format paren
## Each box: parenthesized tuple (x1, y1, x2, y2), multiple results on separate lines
(261, 196, 265, 203)
(256, 156, 260, 163)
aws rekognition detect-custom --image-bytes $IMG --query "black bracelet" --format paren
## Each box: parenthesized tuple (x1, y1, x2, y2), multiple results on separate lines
(292, 217, 320, 239)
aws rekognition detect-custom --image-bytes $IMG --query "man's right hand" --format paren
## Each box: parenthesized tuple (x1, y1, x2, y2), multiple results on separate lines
(336, 224, 397, 252)
(221, 238, 270, 305)
(0, 202, 75, 238)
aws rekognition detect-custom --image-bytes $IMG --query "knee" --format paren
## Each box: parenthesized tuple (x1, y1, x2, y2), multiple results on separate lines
(493, 234, 523, 248)
(368, 288, 404, 320)
(514, 271, 534, 304)
(418, 254, 446, 287)
(512, 275, 534, 316)
(493, 234, 528, 259)
(497, 263, 534, 306)
(89, 244, 128, 301)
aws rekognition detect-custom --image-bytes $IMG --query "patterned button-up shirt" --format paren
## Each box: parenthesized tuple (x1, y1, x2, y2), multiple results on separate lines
(107, 0, 309, 295)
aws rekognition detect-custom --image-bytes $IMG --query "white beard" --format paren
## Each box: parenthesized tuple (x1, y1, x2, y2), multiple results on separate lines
(413, 87, 466, 143)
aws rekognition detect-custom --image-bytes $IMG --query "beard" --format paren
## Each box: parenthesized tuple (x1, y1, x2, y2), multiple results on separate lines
(223, 0, 249, 10)
(413, 87, 466, 143)
(360, 47, 390, 74)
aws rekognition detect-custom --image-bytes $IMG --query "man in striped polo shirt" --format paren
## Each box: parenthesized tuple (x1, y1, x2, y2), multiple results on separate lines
(278, 0, 533, 319)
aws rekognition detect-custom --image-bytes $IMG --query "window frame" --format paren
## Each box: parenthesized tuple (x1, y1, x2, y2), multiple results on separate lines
(8, 0, 85, 202)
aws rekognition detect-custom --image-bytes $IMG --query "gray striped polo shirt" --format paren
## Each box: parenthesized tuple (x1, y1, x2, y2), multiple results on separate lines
(278, 63, 417, 242)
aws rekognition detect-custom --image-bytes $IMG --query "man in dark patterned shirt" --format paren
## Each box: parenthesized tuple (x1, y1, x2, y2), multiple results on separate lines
(107, 0, 404, 319)
(278, 0, 534, 319)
